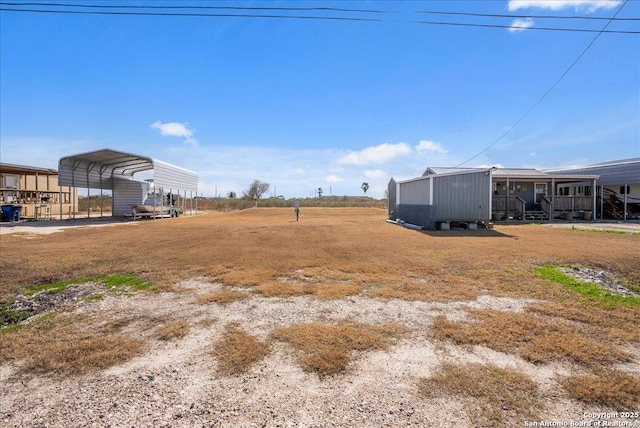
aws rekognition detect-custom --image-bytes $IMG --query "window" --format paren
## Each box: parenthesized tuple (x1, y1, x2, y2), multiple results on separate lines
(3, 174, 19, 189)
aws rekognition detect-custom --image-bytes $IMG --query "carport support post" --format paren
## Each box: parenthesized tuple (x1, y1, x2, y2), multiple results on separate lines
(86, 167, 91, 218)
(624, 184, 628, 221)
(506, 178, 510, 219)
(551, 179, 555, 220)
(592, 178, 596, 221)
(600, 185, 604, 220)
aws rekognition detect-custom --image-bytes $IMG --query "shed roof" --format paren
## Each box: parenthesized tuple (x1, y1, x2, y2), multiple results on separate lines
(423, 167, 480, 176)
(0, 162, 59, 176)
(58, 149, 198, 192)
(420, 166, 598, 182)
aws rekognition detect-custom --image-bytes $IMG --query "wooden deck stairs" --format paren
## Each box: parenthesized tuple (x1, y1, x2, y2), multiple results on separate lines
(524, 210, 548, 221)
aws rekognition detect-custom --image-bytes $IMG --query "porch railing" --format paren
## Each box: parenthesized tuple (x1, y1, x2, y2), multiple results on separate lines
(492, 195, 526, 219)
(541, 195, 593, 219)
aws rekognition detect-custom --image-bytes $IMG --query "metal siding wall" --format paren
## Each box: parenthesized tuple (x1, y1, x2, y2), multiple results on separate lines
(153, 160, 198, 192)
(387, 178, 397, 217)
(399, 178, 431, 204)
(433, 171, 490, 221)
(113, 178, 148, 216)
(395, 205, 437, 230)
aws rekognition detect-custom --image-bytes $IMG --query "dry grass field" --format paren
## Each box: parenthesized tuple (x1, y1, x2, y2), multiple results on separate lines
(1, 207, 639, 427)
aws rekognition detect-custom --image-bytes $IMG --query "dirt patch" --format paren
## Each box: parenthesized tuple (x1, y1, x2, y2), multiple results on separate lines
(559, 265, 640, 297)
(1, 279, 635, 427)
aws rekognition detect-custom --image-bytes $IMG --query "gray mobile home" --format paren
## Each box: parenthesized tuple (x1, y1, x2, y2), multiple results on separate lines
(389, 167, 599, 229)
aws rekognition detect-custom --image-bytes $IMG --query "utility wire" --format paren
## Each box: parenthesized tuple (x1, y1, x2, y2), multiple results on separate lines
(413, 19, 637, 34)
(0, 7, 385, 22)
(3, 2, 638, 22)
(0, 1, 640, 21)
(417, 10, 639, 21)
(0, 2, 392, 14)
(455, 0, 631, 167)
(1, 2, 638, 33)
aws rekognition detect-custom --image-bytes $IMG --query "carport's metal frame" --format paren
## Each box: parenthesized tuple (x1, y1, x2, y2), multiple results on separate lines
(58, 149, 198, 219)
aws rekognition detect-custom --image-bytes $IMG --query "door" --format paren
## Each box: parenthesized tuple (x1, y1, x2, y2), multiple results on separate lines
(535, 183, 547, 203)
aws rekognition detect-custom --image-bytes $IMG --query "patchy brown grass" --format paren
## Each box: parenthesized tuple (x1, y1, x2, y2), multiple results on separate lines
(254, 281, 362, 299)
(254, 281, 315, 297)
(156, 320, 189, 341)
(0, 314, 144, 375)
(272, 321, 405, 376)
(561, 370, 640, 409)
(419, 363, 541, 427)
(213, 325, 271, 375)
(372, 276, 479, 302)
(432, 310, 630, 369)
(527, 300, 640, 344)
(198, 289, 249, 304)
(2, 209, 639, 302)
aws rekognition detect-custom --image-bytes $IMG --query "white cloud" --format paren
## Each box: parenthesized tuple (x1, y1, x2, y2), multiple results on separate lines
(325, 174, 343, 183)
(529, 152, 537, 157)
(336, 142, 411, 165)
(509, 18, 535, 32)
(295, 167, 306, 174)
(365, 169, 388, 179)
(415, 140, 447, 155)
(150, 121, 199, 148)
(508, 0, 620, 12)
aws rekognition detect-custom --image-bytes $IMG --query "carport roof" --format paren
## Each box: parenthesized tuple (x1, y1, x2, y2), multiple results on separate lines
(59, 149, 154, 178)
(58, 148, 198, 192)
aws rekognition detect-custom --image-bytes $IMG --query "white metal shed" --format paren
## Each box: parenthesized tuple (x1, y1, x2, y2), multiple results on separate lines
(58, 149, 198, 218)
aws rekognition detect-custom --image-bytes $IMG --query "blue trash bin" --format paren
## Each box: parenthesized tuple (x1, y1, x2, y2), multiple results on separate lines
(1, 205, 12, 222)
(1, 205, 21, 222)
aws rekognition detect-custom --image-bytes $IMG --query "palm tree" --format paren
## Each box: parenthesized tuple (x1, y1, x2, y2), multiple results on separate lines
(361, 182, 369, 195)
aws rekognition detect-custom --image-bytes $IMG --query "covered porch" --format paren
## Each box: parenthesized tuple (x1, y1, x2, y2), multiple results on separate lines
(490, 169, 598, 221)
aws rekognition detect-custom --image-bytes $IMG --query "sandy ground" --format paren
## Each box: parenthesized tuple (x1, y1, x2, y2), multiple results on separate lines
(2, 278, 637, 427)
(0, 217, 139, 236)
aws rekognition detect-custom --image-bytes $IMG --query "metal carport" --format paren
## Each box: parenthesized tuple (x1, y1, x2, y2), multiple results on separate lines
(58, 149, 198, 218)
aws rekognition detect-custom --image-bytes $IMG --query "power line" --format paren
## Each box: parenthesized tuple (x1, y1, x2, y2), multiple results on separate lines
(3, 2, 638, 22)
(455, 0, 631, 167)
(0, 2, 393, 14)
(1, 2, 638, 33)
(417, 10, 639, 21)
(0, 7, 384, 23)
(413, 19, 638, 34)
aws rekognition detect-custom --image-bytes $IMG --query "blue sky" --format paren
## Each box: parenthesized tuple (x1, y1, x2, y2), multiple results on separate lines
(1, 0, 638, 198)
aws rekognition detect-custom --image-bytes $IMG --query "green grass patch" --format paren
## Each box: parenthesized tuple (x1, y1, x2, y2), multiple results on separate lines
(535, 265, 640, 309)
(24, 274, 153, 297)
(84, 294, 105, 303)
(24, 277, 91, 296)
(569, 226, 640, 236)
(0, 301, 28, 328)
(1, 275, 152, 329)
(102, 274, 152, 291)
